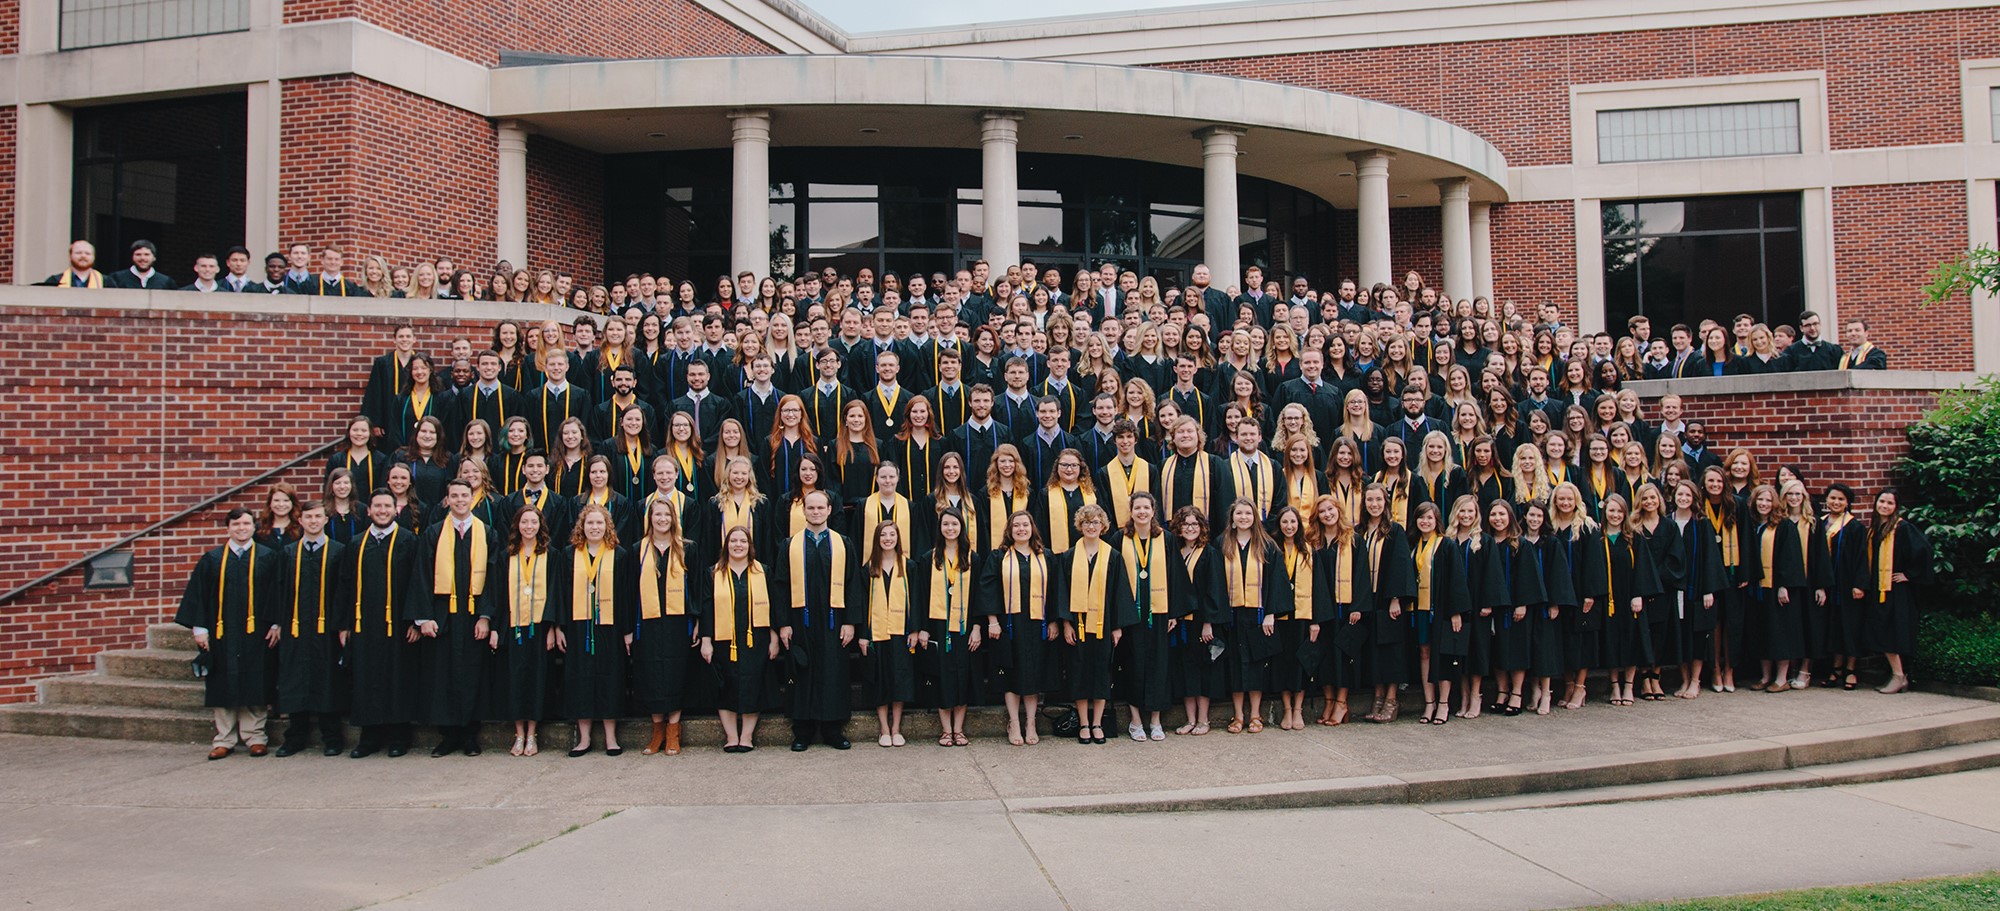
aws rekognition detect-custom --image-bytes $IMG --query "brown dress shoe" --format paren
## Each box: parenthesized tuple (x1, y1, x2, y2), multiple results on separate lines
(248, 743, 269, 756)
(664, 721, 682, 755)
(642, 721, 668, 755)
(208, 746, 233, 760)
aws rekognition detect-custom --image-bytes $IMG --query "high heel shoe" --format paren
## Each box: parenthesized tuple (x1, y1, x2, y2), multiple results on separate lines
(1419, 701, 1436, 724)
(1504, 693, 1524, 716)
(1878, 674, 1910, 694)
(642, 721, 668, 755)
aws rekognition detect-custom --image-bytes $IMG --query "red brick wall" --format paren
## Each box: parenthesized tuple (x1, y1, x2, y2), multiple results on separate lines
(0, 0, 19, 55)
(0, 106, 15, 285)
(1162, 8, 2000, 166)
(526, 135, 605, 285)
(1391, 205, 1441, 297)
(1490, 200, 1577, 326)
(279, 75, 498, 272)
(282, 0, 777, 67)
(1635, 384, 1943, 496)
(1833, 182, 1971, 371)
(0, 297, 572, 703)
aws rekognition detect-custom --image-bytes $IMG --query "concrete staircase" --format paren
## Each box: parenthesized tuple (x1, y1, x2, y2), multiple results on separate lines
(0, 623, 213, 742)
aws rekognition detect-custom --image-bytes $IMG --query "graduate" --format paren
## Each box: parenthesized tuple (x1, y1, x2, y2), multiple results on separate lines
(452, 351, 522, 451)
(327, 416, 387, 499)
(274, 501, 351, 756)
(1700, 465, 1751, 692)
(1665, 479, 1725, 700)
(360, 326, 420, 444)
(604, 405, 656, 503)
(855, 461, 919, 562)
(492, 417, 534, 498)
(977, 444, 1034, 553)
(828, 400, 881, 527)
(706, 524, 779, 753)
(410, 479, 499, 757)
(1741, 484, 1799, 691)
(700, 455, 766, 563)
(1412, 431, 1469, 520)
(256, 482, 303, 552)
(489, 505, 558, 758)
(345, 490, 422, 758)
(1781, 480, 1835, 690)
(912, 507, 981, 747)
(1225, 419, 1284, 527)
(386, 464, 427, 534)
(858, 519, 918, 748)
(1112, 492, 1178, 742)
(1325, 436, 1368, 523)
(573, 455, 631, 545)
(883, 396, 941, 498)
(631, 497, 703, 757)
(1629, 483, 1677, 700)
(1033, 449, 1100, 552)
(554, 503, 631, 756)
(764, 394, 819, 504)
(531, 349, 594, 451)
(1582, 494, 1663, 706)
(1411, 501, 1477, 725)
(1548, 483, 1598, 709)
(175, 507, 281, 759)
(387, 354, 452, 454)
(1218, 498, 1290, 733)
(1270, 505, 1330, 731)
(1312, 495, 1370, 727)
(1854, 489, 1932, 694)
(1817, 483, 1867, 690)
(983, 511, 1058, 746)
(1094, 420, 1159, 529)
(398, 416, 456, 509)
(1054, 504, 1131, 744)
(1358, 484, 1415, 723)
(1168, 505, 1229, 735)
(1372, 436, 1416, 532)
(502, 451, 571, 546)
(1160, 415, 1234, 532)
(773, 489, 862, 752)
(1517, 499, 1580, 715)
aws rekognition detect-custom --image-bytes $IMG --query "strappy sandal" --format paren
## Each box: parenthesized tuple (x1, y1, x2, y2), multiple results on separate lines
(1226, 718, 1245, 734)
(1246, 718, 1264, 733)
(939, 732, 955, 747)
(1174, 723, 1196, 735)
(952, 732, 968, 746)
(510, 736, 526, 757)
(1191, 723, 1210, 735)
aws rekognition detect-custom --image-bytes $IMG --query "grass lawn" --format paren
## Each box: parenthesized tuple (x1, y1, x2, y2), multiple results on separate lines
(1579, 872, 2000, 910)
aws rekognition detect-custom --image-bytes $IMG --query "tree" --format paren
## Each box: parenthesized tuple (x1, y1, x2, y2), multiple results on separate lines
(1922, 245, 2000, 306)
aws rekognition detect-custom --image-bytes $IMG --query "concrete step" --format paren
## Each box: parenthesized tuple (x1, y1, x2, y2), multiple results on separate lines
(0, 703, 212, 743)
(96, 648, 199, 681)
(147, 623, 193, 651)
(39, 675, 206, 711)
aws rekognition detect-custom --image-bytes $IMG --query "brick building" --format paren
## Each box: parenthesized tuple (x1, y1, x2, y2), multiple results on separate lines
(0, 1, 1994, 705)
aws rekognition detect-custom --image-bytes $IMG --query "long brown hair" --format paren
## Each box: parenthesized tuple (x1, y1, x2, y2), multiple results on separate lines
(834, 399, 879, 467)
(510, 505, 551, 555)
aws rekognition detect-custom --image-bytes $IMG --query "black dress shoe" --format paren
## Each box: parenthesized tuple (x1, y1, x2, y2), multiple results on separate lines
(430, 741, 458, 758)
(463, 742, 482, 757)
(826, 736, 851, 750)
(568, 744, 593, 757)
(349, 744, 380, 759)
(322, 744, 345, 757)
(385, 746, 409, 758)
(723, 744, 745, 754)
(790, 740, 810, 752)
(604, 746, 623, 757)
(274, 742, 306, 757)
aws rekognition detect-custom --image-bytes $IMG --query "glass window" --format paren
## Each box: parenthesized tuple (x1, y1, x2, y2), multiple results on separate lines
(1150, 209, 1201, 260)
(1601, 193, 1802, 334)
(61, 0, 248, 50)
(72, 92, 246, 274)
(808, 202, 879, 250)
(1020, 207, 1067, 253)
(1597, 101, 1801, 164)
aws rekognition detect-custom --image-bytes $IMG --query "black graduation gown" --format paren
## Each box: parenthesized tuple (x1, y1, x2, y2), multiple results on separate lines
(1521, 535, 1579, 680)
(275, 539, 352, 715)
(1415, 536, 1478, 682)
(772, 531, 865, 722)
(705, 565, 778, 714)
(1743, 518, 1810, 661)
(1319, 539, 1374, 690)
(979, 547, 1060, 698)
(404, 455, 456, 509)
(1220, 538, 1291, 694)
(1362, 526, 1416, 685)
(175, 544, 281, 708)
(531, 384, 595, 450)
(361, 352, 415, 437)
(1552, 529, 1594, 673)
(882, 435, 941, 499)
(1856, 520, 1933, 657)
(1575, 470, 1633, 527)
(828, 445, 879, 529)
(345, 527, 422, 728)
(559, 545, 632, 719)
(629, 542, 705, 716)
(1668, 515, 1728, 661)
(1581, 531, 1663, 668)
(1051, 544, 1134, 701)
(386, 389, 454, 454)
(1821, 516, 1867, 656)
(857, 562, 919, 707)
(911, 551, 980, 709)
(1109, 533, 1179, 712)
(327, 449, 387, 501)
(485, 547, 561, 723)
(1473, 536, 1526, 673)
(1640, 521, 1685, 665)
(1271, 546, 1334, 694)
(1168, 541, 1230, 701)
(410, 520, 501, 726)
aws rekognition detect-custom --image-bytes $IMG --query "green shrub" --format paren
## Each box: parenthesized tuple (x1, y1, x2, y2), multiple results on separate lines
(1913, 612, 2000, 687)
(1900, 376, 2000, 616)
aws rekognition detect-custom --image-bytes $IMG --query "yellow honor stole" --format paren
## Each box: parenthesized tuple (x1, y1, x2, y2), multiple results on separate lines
(1230, 452, 1275, 518)
(509, 550, 549, 627)
(1045, 487, 1097, 553)
(290, 542, 330, 636)
(986, 491, 1022, 548)
(789, 531, 848, 609)
(1875, 522, 1897, 600)
(357, 527, 399, 636)
(433, 518, 489, 613)
(869, 563, 909, 642)
(713, 564, 773, 659)
(1705, 502, 1739, 568)
(865, 492, 913, 559)
(217, 546, 256, 638)
(638, 543, 686, 619)
(58, 269, 104, 288)
(571, 546, 616, 624)
(1415, 535, 1441, 612)
(1000, 549, 1048, 620)
(1333, 540, 1356, 604)
(1067, 545, 1111, 638)
(927, 555, 972, 631)
(721, 494, 756, 542)
(1162, 451, 1211, 519)
(1285, 543, 1315, 620)
(1224, 539, 1263, 610)
(1105, 458, 1151, 525)
(1759, 523, 1778, 589)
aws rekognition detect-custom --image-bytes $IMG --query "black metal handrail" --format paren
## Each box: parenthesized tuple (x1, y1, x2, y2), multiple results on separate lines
(0, 437, 343, 606)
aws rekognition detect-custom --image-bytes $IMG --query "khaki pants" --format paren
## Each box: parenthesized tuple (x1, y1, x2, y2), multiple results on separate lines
(213, 706, 268, 749)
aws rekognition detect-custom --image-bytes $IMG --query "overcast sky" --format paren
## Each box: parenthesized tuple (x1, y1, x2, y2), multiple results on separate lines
(805, 0, 1223, 33)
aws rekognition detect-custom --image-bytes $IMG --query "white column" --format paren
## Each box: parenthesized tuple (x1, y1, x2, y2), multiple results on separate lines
(1438, 178, 1473, 304)
(1349, 150, 1394, 289)
(13, 103, 73, 284)
(495, 119, 529, 270)
(729, 109, 772, 279)
(979, 110, 1023, 274)
(1469, 202, 1493, 303)
(1970, 179, 2000, 374)
(1198, 126, 1245, 294)
(244, 80, 282, 256)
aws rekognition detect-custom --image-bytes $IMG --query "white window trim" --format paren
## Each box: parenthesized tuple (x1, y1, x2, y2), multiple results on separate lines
(1565, 73, 1831, 337)
(1962, 59, 2000, 372)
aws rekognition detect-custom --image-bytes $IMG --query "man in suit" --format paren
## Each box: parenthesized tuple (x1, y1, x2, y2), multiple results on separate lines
(1018, 397, 1078, 488)
(670, 359, 730, 452)
(1390, 382, 1446, 458)
(106, 239, 177, 290)
(1273, 347, 1343, 458)
(220, 246, 268, 293)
